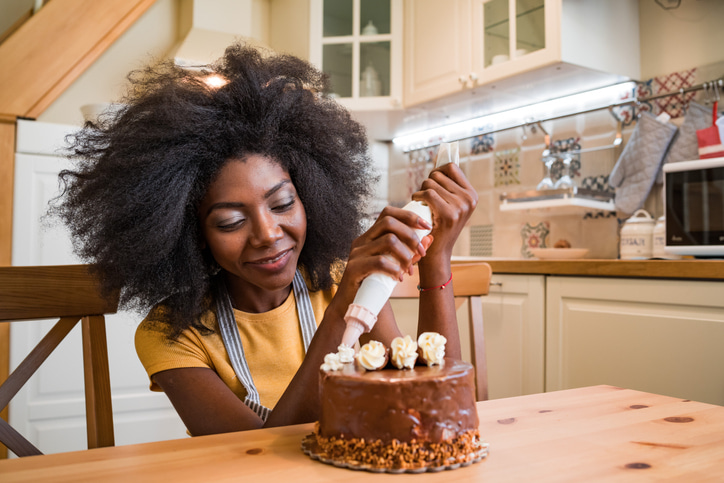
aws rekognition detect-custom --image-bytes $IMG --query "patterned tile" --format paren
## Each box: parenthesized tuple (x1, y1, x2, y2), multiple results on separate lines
(548, 137, 582, 183)
(471, 133, 495, 154)
(580, 174, 614, 194)
(470, 224, 494, 257)
(520, 221, 549, 258)
(613, 80, 653, 126)
(494, 147, 521, 187)
(653, 68, 697, 118)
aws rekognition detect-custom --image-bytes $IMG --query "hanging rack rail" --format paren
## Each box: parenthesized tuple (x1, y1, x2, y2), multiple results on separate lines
(402, 77, 723, 154)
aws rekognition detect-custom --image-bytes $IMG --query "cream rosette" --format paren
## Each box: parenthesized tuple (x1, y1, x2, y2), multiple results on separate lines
(355, 340, 388, 371)
(390, 335, 418, 369)
(321, 352, 344, 372)
(417, 332, 446, 366)
(337, 344, 355, 364)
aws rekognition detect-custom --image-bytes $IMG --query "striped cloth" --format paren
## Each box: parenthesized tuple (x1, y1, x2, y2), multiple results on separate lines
(215, 269, 317, 422)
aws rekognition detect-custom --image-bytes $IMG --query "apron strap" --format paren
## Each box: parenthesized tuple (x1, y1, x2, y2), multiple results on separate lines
(216, 269, 317, 422)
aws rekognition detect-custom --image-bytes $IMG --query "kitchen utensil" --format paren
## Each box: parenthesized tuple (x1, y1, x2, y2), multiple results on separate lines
(619, 209, 655, 259)
(652, 215, 682, 259)
(553, 153, 574, 189)
(360, 63, 381, 97)
(536, 155, 556, 190)
(362, 20, 378, 35)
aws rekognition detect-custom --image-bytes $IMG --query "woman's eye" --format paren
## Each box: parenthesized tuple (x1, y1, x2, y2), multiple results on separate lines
(272, 199, 295, 212)
(217, 217, 245, 230)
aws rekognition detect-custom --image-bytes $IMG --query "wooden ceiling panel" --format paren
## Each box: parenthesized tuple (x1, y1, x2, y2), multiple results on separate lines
(0, 0, 157, 119)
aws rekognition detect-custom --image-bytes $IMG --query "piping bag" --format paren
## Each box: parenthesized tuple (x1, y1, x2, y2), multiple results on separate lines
(340, 141, 460, 348)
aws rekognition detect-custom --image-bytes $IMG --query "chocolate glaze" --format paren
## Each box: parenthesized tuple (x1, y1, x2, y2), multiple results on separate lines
(319, 358, 478, 444)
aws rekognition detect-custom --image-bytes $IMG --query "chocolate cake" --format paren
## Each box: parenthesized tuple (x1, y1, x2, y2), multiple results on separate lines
(303, 357, 488, 472)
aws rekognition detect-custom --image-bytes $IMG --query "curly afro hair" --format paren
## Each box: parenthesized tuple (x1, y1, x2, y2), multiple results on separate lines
(52, 43, 376, 339)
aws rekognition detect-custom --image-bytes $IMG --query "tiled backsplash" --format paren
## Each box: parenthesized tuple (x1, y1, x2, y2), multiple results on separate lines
(387, 62, 724, 259)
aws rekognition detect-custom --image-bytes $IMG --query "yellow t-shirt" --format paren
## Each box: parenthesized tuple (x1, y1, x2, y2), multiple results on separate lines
(134, 282, 336, 410)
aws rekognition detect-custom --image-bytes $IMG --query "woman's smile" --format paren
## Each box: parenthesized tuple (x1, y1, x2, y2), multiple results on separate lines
(246, 248, 294, 270)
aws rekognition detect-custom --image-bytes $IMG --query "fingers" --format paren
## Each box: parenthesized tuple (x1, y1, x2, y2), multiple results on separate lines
(408, 164, 478, 256)
(347, 207, 432, 284)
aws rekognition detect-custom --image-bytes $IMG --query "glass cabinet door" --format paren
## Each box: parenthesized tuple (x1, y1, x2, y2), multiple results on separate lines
(482, 0, 545, 68)
(316, 0, 395, 102)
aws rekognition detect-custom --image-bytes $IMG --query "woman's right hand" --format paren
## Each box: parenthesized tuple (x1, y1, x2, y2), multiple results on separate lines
(335, 206, 431, 305)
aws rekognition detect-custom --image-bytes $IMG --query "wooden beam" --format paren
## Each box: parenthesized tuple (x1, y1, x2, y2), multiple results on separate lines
(0, 119, 12, 459)
(0, 0, 158, 119)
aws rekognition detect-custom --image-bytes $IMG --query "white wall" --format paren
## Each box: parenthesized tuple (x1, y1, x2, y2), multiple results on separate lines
(639, 0, 724, 79)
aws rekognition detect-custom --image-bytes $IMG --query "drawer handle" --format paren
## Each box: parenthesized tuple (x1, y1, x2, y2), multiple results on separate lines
(490, 281, 503, 287)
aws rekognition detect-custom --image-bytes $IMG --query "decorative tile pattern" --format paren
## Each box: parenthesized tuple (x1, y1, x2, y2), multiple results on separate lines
(471, 133, 494, 154)
(548, 137, 581, 182)
(494, 147, 521, 187)
(470, 224, 494, 257)
(653, 68, 697, 118)
(580, 174, 614, 194)
(406, 148, 435, 198)
(614, 80, 653, 126)
(520, 221, 549, 258)
(580, 175, 617, 219)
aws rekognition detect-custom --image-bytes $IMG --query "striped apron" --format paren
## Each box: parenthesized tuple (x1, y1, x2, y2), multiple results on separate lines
(215, 269, 317, 422)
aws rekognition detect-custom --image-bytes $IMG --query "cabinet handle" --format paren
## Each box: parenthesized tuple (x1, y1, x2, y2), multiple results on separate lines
(469, 72, 478, 83)
(458, 75, 468, 86)
(490, 281, 503, 287)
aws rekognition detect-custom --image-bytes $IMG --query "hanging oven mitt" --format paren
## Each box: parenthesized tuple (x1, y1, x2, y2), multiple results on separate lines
(656, 101, 713, 184)
(696, 100, 724, 159)
(609, 112, 677, 215)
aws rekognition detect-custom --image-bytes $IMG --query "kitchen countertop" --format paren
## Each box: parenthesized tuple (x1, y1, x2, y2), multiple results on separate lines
(452, 258, 724, 280)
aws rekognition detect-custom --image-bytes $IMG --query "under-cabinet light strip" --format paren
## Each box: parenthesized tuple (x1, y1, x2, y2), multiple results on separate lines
(392, 82, 637, 152)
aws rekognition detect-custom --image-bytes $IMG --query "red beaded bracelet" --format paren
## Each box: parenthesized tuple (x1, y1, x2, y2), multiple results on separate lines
(417, 273, 453, 292)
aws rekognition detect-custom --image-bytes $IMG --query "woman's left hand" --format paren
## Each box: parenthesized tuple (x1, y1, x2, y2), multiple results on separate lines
(411, 162, 478, 262)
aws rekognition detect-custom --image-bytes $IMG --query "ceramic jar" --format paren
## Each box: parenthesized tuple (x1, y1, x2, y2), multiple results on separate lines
(619, 209, 655, 259)
(652, 216, 682, 259)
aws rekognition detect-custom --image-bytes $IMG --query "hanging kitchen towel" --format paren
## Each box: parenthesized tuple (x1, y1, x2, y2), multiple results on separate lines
(609, 112, 677, 215)
(696, 100, 724, 159)
(656, 101, 713, 184)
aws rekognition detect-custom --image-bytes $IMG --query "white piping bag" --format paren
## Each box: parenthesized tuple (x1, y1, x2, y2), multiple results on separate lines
(340, 141, 460, 348)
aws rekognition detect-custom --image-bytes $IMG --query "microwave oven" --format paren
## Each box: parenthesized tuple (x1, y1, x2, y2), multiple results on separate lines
(664, 157, 724, 257)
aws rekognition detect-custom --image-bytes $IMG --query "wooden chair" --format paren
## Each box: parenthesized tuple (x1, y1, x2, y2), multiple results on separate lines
(391, 262, 492, 401)
(0, 265, 118, 457)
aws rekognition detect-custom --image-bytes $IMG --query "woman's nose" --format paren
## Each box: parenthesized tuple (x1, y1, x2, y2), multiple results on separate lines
(250, 212, 283, 246)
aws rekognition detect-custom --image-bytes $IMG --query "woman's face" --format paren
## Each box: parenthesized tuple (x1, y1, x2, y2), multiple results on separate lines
(199, 154, 306, 311)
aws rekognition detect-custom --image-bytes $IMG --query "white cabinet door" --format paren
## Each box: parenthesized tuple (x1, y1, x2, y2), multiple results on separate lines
(482, 273, 545, 399)
(402, 0, 471, 107)
(11, 120, 187, 456)
(403, 0, 639, 107)
(546, 276, 724, 406)
(390, 273, 545, 400)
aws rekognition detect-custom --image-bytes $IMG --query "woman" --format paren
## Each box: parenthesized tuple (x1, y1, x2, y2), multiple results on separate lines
(54, 44, 477, 436)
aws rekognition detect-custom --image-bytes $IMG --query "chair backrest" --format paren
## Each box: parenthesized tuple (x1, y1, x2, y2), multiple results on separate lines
(390, 262, 492, 401)
(0, 265, 118, 457)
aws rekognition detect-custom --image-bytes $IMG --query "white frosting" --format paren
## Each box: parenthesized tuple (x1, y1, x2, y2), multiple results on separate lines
(417, 332, 447, 366)
(337, 344, 355, 364)
(321, 352, 343, 372)
(390, 335, 418, 369)
(356, 340, 387, 371)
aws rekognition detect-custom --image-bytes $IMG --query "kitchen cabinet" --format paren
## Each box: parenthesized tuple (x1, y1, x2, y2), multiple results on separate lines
(403, 0, 640, 107)
(546, 276, 724, 406)
(391, 273, 545, 400)
(481, 273, 546, 399)
(309, 0, 403, 111)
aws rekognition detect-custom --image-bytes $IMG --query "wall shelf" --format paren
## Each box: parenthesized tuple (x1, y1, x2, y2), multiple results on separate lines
(499, 188, 615, 214)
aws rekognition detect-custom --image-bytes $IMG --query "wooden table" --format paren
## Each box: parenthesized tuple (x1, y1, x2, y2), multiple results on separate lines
(1, 385, 723, 482)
